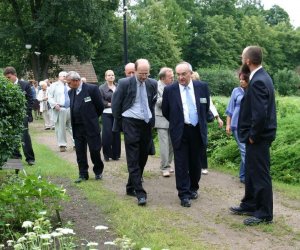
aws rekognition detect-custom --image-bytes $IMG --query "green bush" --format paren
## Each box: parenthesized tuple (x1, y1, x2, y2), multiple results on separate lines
(0, 74, 26, 167)
(208, 96, 300, 184)
(197, 67, 238, 96)
(0, 174, 67, 241)
(273, 68, 300, 96)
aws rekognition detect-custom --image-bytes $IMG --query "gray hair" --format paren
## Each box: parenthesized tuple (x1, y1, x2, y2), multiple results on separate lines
(176, 61, 193, 72)
(66, 71, 81, 80)
(158, 67, 173, 80)
(58, 71, 67, 77)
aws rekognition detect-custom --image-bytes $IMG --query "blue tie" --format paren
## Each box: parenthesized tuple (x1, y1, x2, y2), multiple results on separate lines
(185, 86, 198, 126)
(140, 83, 149, 123)
(64, 84, 70, 108)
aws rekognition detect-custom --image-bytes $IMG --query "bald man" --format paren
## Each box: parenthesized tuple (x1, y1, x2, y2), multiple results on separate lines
(124, 62, 135, 77)
(112, 59, 157, 206)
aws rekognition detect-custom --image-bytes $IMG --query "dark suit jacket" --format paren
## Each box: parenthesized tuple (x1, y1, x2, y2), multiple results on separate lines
(162, 80, 210, 149)
(69, 83, 104, 138)
(17, 80, 33, 118)
(112, 76, 157, 131)
(238, 68, 277, 143)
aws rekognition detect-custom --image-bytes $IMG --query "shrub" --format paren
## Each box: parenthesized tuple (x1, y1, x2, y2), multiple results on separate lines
(273, 68, 300, 96)
(0, 175, 67, 242)
(196, 67, 238, 96)
(0, 74, 26, 167)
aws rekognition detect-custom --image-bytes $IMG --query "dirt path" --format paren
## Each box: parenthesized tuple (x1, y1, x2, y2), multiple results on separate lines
(32, 122, 300, 250)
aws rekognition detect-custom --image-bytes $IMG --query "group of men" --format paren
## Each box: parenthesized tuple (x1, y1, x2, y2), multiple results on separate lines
(3, 45, 277, 226)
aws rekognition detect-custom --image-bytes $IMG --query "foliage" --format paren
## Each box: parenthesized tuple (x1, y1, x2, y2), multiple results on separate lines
(0, 0, 119, 80)
(0, 75, 25, 167)
(273, 68, 300, 96)
(197, 67, 239, 96)
(0, 174, 67, 242)
(208, 96, 300, 184)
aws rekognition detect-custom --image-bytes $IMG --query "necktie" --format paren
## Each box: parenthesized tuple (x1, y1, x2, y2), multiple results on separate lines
(64, 84, 70, 108)
(140, 83, 149, 123)
(185, 86, 198, 126)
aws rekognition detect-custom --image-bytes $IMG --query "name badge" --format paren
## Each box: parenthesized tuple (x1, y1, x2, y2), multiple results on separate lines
(84, 96, 91, 102)
(200, 98, 207, 103)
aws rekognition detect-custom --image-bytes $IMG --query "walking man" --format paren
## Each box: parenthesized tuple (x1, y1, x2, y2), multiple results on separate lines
(112, 59, 157, 206)
(162, 62, 210, 207)
(48, 71, 73, 152)
(67, 71, 104, 183)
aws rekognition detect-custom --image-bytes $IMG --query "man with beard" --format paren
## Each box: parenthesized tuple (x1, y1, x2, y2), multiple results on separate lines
(230, 46, 277, 225)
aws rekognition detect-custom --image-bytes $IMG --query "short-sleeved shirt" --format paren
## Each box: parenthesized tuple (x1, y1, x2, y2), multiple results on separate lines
(226, 87, 245, 130)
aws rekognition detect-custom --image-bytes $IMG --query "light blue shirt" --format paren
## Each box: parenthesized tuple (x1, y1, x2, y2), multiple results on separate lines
(122, 78, 152, 121)
(226, 87, 245, 130)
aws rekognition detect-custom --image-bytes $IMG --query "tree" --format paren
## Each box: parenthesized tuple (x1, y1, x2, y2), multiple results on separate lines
(265, 5, 290, 26)
(0, 0, 118, 80)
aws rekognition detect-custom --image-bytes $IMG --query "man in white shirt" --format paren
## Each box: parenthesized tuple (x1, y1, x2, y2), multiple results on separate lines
(48, 71, 73, 152)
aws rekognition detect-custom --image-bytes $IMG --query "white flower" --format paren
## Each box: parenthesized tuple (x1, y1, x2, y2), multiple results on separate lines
(38, 175, 42, 180)
(60, 228, 75, 235)
(0, 244, 5, 249)
(22, 221, 33, 228)
(87, 242, 98, 246)
(51, 232, 63, 237)
(95, 225, 108, 230)
(33, 226, 41, 231)
(62, 189, 66, 194)
(40, 234, 51, 240)
(5, 224, 10, 227)
(7, 240, 14, 246)
(38, 188, 42, 196)
(17, 237, 26, 243)
(141, 248, 151, 250)
(104, 241, 116, 245)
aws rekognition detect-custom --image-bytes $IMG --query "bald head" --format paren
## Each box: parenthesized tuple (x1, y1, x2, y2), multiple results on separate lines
(124, 62, 135, 77)
(135, 59, 150, 82)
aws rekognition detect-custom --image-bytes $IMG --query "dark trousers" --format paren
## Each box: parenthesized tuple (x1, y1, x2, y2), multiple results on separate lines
(240, 140, 273, 220)
(173, 124, 203, 200)
(102, 113, 121, 160)
(13, 117, 35, 162)
(199, 145, 208, 169)
(73, 124, 104, 178)
(122, 117, 152, 199)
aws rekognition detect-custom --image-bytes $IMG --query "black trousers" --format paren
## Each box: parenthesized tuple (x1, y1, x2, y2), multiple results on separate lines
(101, 113, 121, 160)
(73, 124, 104, 178)
(199, 145, 208, 169)
(13, 117, 35, 162)
(173, 124, 203, 200)
(240, 140, 273, 220)
(122, 117, 152, 199)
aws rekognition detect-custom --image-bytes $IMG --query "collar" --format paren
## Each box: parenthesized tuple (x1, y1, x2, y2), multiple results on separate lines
(179, 80, 194, 92)
(250, 65, 263, 80)
(76, 82, 83, 93)
(14, 78, 18, 85)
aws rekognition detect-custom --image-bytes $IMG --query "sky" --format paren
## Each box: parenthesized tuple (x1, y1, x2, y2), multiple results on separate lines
(260, 0, 300, 28)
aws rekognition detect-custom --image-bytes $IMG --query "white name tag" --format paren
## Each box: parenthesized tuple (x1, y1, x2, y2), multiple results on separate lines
(84, 96, 91, 102)
(200, 98, 207, 103)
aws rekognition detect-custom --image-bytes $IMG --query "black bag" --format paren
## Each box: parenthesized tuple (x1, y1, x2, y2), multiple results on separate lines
(206, 110, 215, 123)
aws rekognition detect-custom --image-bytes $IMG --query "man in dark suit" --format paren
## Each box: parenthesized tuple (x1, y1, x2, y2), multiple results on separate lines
(66, 71, 104, 183)
(112, 59, 157, 206)
(4, 67, 35, 165)
(162, 62, 210, 207)
(230, 46, 277, 225)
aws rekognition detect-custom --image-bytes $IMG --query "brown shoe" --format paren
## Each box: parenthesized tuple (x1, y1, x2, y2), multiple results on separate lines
(59, 146, 66, 152)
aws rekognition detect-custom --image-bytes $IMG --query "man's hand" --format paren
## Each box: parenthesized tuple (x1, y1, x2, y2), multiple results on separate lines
(249, 137, 254, 144)
(54, 104, 61, 111)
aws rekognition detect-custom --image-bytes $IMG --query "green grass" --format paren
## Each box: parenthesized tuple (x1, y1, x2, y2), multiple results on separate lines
(21, 140, 211, 250)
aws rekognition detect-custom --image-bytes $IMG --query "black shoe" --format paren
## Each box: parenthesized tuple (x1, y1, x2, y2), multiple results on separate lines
(137, 197, 147, 206)
(27, 160, 35, 166)
(74, 176, 88, 183)
(181, 198, 191, 207)
(95, 174, 102, 180)
(190, 191, 198, 200)
(126, 189, 136, 197)
(229, 206, 254, 216)
(243, 217, 273, 226)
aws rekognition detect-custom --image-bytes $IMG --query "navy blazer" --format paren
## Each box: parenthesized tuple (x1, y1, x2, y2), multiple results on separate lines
(162, 80, 210, 149)
(112, 76, 157, 131)
(238, 68, 277, 143)
(69, 83, 104, 137)
(17, 80, 33, 118)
